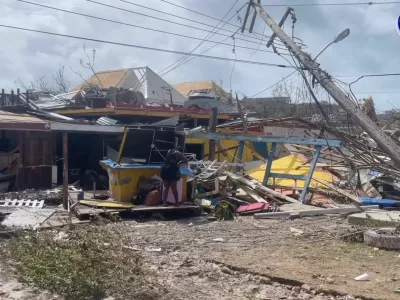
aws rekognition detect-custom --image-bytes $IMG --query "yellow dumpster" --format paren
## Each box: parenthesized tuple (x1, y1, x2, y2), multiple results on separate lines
(100, 159, 191, 203)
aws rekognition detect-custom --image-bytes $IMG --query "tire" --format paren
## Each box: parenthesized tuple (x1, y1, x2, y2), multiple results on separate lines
(364, 227, 400, 250)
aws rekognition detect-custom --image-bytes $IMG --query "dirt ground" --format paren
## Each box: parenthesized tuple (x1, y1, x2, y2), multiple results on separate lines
(1, 214, 399, 299)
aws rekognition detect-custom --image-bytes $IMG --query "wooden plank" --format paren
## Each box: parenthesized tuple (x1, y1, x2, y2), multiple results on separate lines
(63, 132, 68, 210)
(226, 171, 299, 204)
(254, 205, 378, 219)
(312, 177, 360, 205)
(239, 185, 268, 203)
(208, 107, 218, 161)
(25, 199, 31, 207)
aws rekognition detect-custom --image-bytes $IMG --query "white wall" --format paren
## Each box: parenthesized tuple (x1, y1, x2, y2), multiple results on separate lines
(144, 67, 187, 106)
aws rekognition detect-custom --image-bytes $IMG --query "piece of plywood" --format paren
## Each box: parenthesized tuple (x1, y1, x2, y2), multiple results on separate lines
(80, 200, 134, 209)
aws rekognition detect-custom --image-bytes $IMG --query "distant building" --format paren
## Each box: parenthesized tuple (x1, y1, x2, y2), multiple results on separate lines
(240, 97, 292, 117)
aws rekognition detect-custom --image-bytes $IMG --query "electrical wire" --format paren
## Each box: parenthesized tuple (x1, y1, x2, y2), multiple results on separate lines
(263, 1, 400, 7)
(250, 22, 267, 58)
(229, 37, 237, 93)
(249, 70, 297, 98)
(159, 29, 240, 77)
(15, 0, 280, 56)
(86, 0, 269, 45)
(0, 24, 299, 69)
(119, 0, 272, 42)
(159, 0, 241, 77)
(160, 0, 281, 42)
(349, 73, 400, 103)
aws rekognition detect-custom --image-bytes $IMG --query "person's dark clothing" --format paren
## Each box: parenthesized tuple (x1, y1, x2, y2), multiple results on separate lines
(160, 149, 185, 181)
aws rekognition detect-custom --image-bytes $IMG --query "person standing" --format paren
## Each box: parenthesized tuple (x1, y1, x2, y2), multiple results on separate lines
(160, 148, 187, 206)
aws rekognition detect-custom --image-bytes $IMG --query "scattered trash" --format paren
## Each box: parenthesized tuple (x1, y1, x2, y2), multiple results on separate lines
(213, 238, 225, 242)
(354, 273, 370, 281)
(123, 246, 140, 251)
(290, 227, 304, 236)
(145, 247, 162, 252)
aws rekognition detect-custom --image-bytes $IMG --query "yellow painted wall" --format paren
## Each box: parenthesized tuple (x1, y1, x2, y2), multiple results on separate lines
(100, 164, 188, 202)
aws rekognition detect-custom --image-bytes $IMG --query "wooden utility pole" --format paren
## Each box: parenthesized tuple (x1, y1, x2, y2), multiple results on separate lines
(249, 2, 400, 167)
(62, 132, 69, 210)
(208, 107, 218, 161)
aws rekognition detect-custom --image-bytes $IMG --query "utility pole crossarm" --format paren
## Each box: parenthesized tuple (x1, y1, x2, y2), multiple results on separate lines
(251, 2, 400, 167)
(265, 7, 293, 48)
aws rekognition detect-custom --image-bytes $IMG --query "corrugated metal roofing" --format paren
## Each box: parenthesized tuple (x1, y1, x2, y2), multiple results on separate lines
(150, 117, 179, 127)
(97, 117, 119, 126)
(184, 98, 238, 114)
(106, 146, 134, 164)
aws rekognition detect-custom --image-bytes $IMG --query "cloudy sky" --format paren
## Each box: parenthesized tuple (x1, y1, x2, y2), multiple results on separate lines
(1, 0, 400, 112)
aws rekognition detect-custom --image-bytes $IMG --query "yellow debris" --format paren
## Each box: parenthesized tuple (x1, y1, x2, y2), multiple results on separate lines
(246, 153, 337, 188)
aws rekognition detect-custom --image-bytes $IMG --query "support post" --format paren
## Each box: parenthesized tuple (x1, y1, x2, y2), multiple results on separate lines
(266, 7, 293, 48)
(1, 89, 4, 107)
(193, 118, 198, 128)
(252, 2, 400, 168)
(208, 107, 218, 161)
(236, 141, 245, 172)
(63, 132, 69, 210)
(10, 90, 14, 106)
(263, 142, 277, 186)
(249, 0, 261, 33)
(299, 145, 322, 203)
(241, 0, 254, 33)
(16, 88, 20, 105)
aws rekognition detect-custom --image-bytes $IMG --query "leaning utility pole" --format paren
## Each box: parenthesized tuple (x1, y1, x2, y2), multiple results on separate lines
(244, 2, 400, 167)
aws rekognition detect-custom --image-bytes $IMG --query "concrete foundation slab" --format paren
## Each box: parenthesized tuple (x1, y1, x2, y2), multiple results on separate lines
(347, 210, 400, 227)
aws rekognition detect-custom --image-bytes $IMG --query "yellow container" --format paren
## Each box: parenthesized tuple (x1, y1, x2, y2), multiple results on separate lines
(100, 160, 190, 203)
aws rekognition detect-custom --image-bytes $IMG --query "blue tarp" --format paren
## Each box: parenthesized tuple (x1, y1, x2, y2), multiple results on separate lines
(360, 197, 400, 208)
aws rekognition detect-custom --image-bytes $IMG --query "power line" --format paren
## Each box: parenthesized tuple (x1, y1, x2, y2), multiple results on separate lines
(159, 0, 241, 77)
(160, 0, 277, 41)
(249, 70, 297, 98)
(160, 29, 240, 77)
(15, 0, 280, 56)
(263, 1, 400, 7)
(250, 72, 400, 98)
(120, 0, 262, 40)
(86, 0, 268, 45)
(349, 73, 400, 101)
(0, 24, 298, 68)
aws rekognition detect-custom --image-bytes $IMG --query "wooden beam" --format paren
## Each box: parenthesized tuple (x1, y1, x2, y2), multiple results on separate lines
(312, 177, 360, 205)
(226, 171, 299, 204)
(208, 107, 218, 161)
(63, 132, 69, 210)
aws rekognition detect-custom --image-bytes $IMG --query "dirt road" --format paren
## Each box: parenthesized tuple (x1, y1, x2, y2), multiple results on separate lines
(110, 215, 398, 300)
(2, 215, 398, 299)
